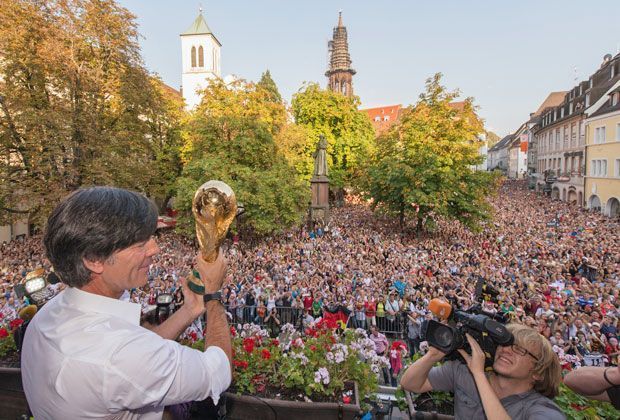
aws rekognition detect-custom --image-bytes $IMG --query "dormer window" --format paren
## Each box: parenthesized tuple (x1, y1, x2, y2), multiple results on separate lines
(374, 116, 381, 122)
(612, 92, 619, 107)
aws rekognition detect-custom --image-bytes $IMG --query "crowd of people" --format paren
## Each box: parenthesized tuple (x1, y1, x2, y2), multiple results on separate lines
(1, 181, 619, 372)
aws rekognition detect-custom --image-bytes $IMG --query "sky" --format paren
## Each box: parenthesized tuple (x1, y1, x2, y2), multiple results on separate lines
(118, 0, 620, 137)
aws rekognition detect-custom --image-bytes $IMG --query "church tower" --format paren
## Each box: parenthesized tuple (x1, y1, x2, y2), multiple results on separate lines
(326, 12, 356, 97)
(180, 10, 221, 110)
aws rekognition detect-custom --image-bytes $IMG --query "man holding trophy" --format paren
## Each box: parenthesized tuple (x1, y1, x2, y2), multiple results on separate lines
(21, 182, 236, 419)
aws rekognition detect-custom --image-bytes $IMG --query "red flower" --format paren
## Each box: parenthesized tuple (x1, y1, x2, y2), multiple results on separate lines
(343, 396, 351, 404)
(271, 339, 279, 346)
(9, 318, 24, 330)
(243, 338, 255, 353)
(310, 345, 317, 351)
(230, 326, 237, 337)
(305, 328, 317, 337)
(570, 403, 585, 411)
(0, 328, 8, 339)
(188, 331, 197, 341)
(261, 349, 271, 360)
(233, 360, 249, 369)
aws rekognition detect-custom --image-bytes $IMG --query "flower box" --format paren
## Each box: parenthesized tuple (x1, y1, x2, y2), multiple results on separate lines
(223, 381, 361, 420)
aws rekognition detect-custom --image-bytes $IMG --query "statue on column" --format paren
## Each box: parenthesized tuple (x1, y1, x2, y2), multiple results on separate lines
(313, 135, 328, 177)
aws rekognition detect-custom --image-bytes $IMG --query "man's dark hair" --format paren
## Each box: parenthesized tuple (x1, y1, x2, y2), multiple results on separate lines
(43, 187, 158, 288)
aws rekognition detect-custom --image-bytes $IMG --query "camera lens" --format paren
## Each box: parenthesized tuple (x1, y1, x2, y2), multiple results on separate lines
(432, 324, 455, 348)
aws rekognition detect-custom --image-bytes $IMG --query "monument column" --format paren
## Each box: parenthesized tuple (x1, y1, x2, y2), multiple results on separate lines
(310, 135, 330, 224)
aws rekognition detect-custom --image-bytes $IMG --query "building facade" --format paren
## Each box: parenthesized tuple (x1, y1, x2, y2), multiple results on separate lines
(534, 53, 620, 205)
(508, 125, 528, 179)
(487, 134, 513, 172)
(180, 12, 221, 110)
(326, 12, 356, 97)
(584, 78, 620, 217)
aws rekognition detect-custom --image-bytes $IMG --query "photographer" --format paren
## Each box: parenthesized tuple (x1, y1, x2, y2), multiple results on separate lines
(401, 323, 564, 419)
(264, 307, 281, 337)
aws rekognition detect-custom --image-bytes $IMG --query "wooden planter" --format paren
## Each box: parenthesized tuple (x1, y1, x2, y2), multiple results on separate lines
(223, 382, 362, 420)
(0, 367, 29, 419)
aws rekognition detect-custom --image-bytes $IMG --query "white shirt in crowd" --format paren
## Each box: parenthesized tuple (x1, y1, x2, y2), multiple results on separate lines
(22, 287, 231, 419)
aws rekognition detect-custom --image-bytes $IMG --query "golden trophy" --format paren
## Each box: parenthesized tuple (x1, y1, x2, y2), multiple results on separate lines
(187, 180, 237, 295)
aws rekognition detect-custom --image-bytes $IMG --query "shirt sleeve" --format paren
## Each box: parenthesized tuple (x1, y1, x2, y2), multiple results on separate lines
(526, 406, 567, 420)
(103, 329, 232, 412)
(427, 360, 459, 392)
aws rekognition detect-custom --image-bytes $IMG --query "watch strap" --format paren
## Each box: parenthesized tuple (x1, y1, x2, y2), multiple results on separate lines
(203, 291, 223, 303)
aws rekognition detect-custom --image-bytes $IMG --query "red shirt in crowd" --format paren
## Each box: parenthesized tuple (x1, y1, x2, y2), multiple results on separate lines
(303, 296, 313, 310)
(365, 300, 376, 317)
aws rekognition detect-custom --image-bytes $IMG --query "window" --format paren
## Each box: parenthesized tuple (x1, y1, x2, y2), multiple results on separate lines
(585, 93, 591, 107)
(191, 46, 197, 67)
(612, 93, 619, 107)
(374, 116, 381, 122)
(198, 46, 204, 67)
(561, 108, 565, 118)
(591, 159, 608, 177)
(617, 123, 620, 141)
(569, 102, 573, 114)
(555, 130, 560, 150)
(383, 116, 390, 121)
(616, 159, 620, 177)
(595, 127, 606, 144)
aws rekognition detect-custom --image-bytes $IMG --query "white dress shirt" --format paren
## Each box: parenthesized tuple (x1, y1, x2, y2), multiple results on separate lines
(21, 287, 231, 419)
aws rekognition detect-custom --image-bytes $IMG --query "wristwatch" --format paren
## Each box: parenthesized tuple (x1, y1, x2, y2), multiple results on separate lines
(203, 291, 223, 304)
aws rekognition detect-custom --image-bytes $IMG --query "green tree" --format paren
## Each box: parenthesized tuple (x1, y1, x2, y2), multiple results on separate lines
(257, 70, 282, 104)
(0, 0, 183, 225)
(177, 80, 308, 236)
(486, 131, 501, 148)
(191, 77, 286, 137)
(290, 83, 375, 187)
(364, 73, 497, 232)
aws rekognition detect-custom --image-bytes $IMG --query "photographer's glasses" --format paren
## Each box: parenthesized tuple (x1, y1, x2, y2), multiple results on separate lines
(507, 343, 540, 362)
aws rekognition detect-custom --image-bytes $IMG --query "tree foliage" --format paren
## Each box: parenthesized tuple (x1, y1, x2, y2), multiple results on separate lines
(0, 0, 183, 224)
(257, 70, 282, 104)
(177, 78, 308, 236)
(290, 83, 375, 187)
(364, 73, 497, 231)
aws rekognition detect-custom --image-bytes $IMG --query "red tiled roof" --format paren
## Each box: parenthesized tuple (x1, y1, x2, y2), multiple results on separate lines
(533, 92, 567, 116)
(361, 105, 403, 134)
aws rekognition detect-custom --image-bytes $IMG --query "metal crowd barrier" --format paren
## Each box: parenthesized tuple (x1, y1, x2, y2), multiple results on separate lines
(223, 305, 409, 338)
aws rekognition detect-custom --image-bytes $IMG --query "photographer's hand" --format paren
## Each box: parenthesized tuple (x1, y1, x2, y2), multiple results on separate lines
(400, 346, 446, 393)
(457, 334, 485, 376)
(459, 334, 510, 420)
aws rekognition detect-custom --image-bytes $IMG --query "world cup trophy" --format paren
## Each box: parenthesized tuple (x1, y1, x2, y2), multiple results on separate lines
(187, 180, 237, 295)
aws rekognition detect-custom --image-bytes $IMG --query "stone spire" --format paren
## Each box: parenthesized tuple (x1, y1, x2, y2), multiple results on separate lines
(326, 12, 356, 97)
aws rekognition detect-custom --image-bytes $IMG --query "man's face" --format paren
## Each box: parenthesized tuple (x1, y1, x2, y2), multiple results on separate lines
(101, 237, 159, 291)
(493, 342, 539, 382)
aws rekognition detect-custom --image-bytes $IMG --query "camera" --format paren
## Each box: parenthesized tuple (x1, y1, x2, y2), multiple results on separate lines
(421, 279, 513, 367)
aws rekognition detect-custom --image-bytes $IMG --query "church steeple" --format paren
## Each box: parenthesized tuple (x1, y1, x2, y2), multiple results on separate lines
(180, 10, 221, 110)
(326, 11, 356, 98)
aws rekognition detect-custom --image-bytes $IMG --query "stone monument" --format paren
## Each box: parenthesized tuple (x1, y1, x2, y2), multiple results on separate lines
(310, 135, 330, 224)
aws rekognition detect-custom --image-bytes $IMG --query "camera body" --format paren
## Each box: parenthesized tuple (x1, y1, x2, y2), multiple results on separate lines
(422, 309, 513, 366)
(421, 279, 513, 367)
